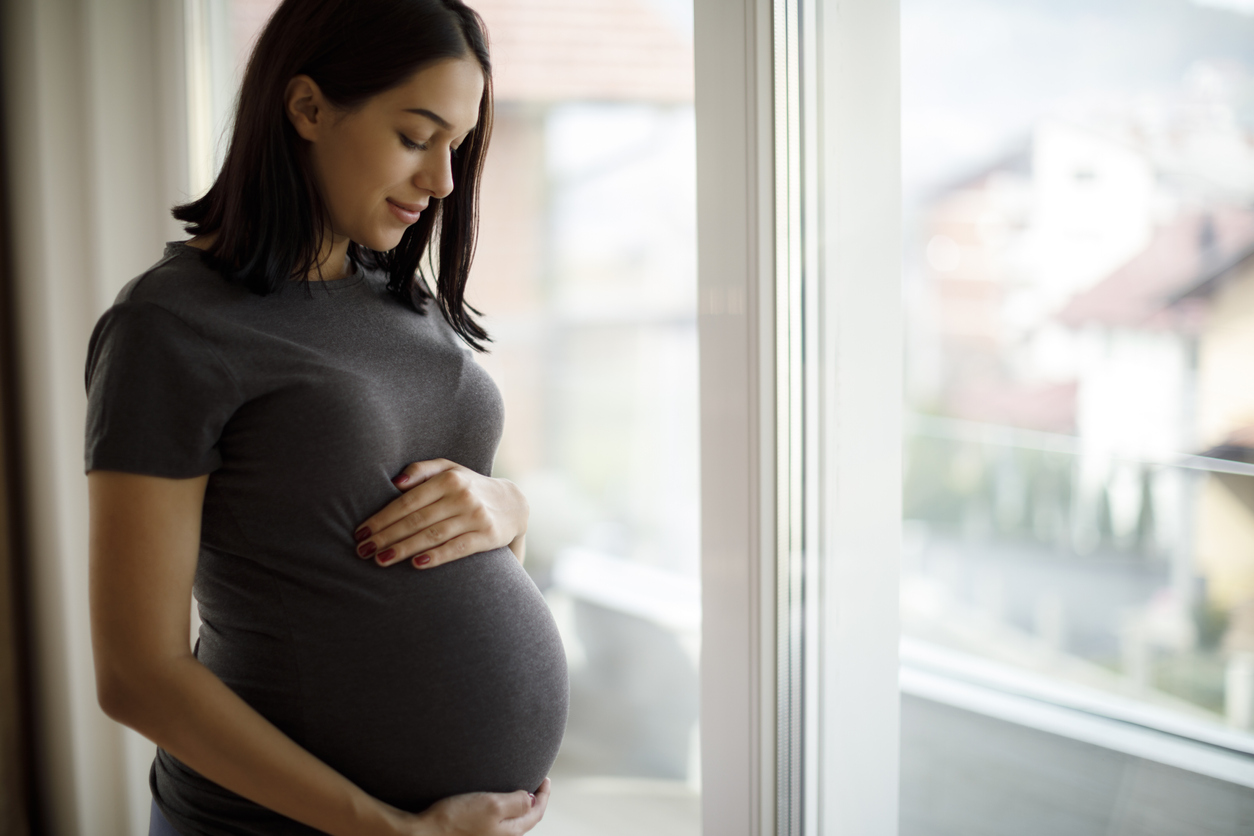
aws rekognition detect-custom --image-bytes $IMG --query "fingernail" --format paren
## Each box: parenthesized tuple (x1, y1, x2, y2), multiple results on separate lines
(529, 793, 536, 806)
(377, 548, 395, 563)
(415, 553, 432, 566)
(392, 474, 409, 486)
(357, 541, 377, 558)
(354, 527, 371, 542)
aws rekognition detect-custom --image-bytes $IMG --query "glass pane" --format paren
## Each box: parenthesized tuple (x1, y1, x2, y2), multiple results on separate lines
(902, 0, 1254, 829)
(199, 2, 700, 834)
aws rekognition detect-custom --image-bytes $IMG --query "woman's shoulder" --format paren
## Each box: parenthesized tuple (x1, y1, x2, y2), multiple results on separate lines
(113, 241, 250, 320)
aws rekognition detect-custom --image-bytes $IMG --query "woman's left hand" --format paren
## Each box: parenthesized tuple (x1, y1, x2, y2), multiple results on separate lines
(353, 459, 528, 569)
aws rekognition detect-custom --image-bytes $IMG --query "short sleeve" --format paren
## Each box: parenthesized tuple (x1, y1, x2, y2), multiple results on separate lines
(84, 301, 243, 478)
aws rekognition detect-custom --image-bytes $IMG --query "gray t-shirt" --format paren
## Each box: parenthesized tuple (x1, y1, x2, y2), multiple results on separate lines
(84, 242, 568, 835)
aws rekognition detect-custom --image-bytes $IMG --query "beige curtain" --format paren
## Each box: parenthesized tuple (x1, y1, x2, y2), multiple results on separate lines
(2, 1, 189, 833)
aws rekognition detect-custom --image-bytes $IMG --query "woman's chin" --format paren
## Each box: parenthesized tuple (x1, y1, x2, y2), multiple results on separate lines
(354, 230, 406, 253)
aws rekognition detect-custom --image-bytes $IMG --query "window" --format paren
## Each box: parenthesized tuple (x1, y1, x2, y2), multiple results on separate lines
(900, 0, 1254, 830)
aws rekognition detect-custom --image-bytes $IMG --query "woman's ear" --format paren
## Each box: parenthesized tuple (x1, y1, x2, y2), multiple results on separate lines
(285, 74, 325, 142)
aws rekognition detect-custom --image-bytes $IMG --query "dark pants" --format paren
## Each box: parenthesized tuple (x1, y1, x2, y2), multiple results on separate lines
(149, 799, 180, 836)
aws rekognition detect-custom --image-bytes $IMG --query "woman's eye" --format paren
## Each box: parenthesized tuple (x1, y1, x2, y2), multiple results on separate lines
(399, 133, 428, 151)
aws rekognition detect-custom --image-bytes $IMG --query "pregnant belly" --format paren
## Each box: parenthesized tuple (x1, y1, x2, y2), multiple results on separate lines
(306, 548, 567, 811)
(209, 546, 569, 815)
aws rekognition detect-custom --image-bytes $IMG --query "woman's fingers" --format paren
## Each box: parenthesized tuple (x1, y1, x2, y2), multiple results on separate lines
(494, 789, 536, 822)
(390, 457, 457, 489)
(353, 467, 460, 544)
(359, 496, 461, 561)
(503, 779, 550, 834)
(378, 517, 486, 568)
(365, 493, 502, 567)
(353, 459, 528, 570)
(527, 778, 551, 817)
(354, 468, 473, 553)
(408, 531, 492, 570)
(416, 786, 543, 835)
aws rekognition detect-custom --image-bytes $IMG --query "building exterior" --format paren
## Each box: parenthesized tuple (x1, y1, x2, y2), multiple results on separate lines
(906, 81, 1254, 725)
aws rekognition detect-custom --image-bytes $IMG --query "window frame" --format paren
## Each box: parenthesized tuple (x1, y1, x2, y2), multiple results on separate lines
(695, 1, 903, 833)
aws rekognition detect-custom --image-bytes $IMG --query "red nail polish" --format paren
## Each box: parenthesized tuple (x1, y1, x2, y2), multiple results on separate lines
(354, 527, 371, 542)
(392, 474, 409, 486)
(357, 541, 377, 557)
(415, 554, 432, 565)
(377, 548, 395, 563)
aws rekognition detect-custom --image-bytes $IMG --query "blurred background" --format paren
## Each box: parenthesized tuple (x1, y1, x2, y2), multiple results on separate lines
(898, 0, 1254, 831)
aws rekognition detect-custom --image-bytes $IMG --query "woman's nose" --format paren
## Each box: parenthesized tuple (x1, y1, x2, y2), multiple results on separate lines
(417, 152, 455, 200)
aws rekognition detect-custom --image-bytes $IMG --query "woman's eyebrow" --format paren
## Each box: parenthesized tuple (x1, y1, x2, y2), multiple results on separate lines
(404, 108, 452, 130)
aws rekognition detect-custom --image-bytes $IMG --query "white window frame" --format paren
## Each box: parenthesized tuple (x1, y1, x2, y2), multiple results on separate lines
(695, 1, 902, 834)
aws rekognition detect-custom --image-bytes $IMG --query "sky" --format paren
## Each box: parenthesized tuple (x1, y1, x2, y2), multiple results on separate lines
(902, 0, 1254, 203)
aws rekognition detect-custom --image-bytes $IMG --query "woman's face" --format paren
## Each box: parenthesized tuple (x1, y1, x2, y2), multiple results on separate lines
(287, 57, 485, 253)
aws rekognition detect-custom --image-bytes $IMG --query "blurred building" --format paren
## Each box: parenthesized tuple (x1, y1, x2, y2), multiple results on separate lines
(905, 61, 1254, 727)
(1172, 224, 1254, 675)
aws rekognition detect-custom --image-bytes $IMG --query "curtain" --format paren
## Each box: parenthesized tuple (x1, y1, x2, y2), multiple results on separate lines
(2, 2, 188, 834)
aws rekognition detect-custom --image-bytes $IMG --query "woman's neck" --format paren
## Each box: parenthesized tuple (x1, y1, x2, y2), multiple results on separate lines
(312, 235, 354, 281)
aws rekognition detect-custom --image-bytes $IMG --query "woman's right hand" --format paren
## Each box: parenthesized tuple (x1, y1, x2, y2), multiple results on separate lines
(398, 778, 551, 836)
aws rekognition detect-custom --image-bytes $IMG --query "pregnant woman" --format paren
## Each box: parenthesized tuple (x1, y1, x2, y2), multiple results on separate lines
(84, 1, 567, 834)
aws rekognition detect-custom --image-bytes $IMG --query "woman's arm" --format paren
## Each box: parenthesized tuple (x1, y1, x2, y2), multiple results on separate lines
(89, 470, 547, 836)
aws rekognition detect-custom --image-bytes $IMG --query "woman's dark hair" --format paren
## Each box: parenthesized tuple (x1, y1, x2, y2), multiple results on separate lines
(174, 0, 494, 349)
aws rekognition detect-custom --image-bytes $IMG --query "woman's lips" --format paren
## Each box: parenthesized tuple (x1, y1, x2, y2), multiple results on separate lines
(387, 199, 424, 225)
